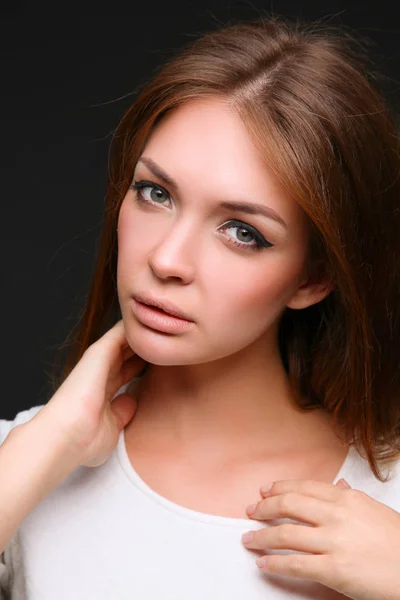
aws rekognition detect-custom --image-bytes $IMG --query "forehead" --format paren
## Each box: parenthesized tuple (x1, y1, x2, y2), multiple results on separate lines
(144, 97, 264, 174)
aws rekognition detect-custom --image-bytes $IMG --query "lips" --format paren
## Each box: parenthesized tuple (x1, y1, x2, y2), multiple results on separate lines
(131, 298, 196, 333)
(132, 292, 194, 322)
(145, 304, 175, 317)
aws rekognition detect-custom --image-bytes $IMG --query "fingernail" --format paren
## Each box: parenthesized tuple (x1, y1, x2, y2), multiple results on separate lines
(337, 478, 351, 489)
(256, 557, 267, 569)
(260, 483, 272, 495)
(241, 531, 254, 543)
(246, 503, 257, 516)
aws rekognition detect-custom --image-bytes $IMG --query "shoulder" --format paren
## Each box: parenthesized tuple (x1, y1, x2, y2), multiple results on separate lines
(348, 446, 400, 512)
(0, 374, 141, 447)
(0, 405, 45, 445)
(381, 454, 400, 509)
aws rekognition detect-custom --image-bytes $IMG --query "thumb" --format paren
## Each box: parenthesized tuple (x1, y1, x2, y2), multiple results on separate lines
(111, 394, 138, 430)
(336, 478, 352, 489)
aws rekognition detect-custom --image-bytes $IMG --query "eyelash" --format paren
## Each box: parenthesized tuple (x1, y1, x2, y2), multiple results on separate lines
(130, 180, 273, 252)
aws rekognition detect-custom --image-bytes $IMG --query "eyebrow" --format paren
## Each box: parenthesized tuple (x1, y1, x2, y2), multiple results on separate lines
(136, 156, 287, 230)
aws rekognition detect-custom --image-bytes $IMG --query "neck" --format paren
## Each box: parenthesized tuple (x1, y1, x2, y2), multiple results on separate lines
(126, 342, 347, 463)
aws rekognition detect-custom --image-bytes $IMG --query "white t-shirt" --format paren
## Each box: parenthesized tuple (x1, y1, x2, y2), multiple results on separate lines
(1, 379, 399, 599)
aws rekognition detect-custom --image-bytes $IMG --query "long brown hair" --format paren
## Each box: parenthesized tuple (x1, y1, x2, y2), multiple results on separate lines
(50, 15, 400, 481)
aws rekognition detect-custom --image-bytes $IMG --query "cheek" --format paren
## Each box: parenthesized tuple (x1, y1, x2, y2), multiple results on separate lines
(117, 195, 305, 325)
(117, 200, 153, 277)
(205, 251, 305, 326)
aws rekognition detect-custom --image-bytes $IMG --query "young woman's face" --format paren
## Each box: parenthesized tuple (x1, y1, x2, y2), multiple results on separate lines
(117, 97, 312, 365)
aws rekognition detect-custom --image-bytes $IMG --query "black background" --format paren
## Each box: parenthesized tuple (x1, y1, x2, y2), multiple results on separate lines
(2, 2, 400, 419)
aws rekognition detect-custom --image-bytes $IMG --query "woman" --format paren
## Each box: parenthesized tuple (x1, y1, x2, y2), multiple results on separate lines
(1, 15, 400, 599)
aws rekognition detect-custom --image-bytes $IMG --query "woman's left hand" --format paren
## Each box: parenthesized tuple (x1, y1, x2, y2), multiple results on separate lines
(241, 478, 400, 600)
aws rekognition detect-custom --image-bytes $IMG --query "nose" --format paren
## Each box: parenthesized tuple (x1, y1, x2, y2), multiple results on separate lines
(148, 217, 198, 282)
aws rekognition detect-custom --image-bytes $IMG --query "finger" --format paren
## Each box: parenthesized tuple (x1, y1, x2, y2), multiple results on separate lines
(120, 355, 148, 382)
(336, 478, 352, 489)
(260, 479, 346, 502)
(121, 344, 145, 365)
(104, 319, 128, 345)
(242, 522, 328, 554)
(110, 393, 138, 429)
(255, 552, 333, 586)
(105, 319, 134, 354)
(248, 493, 332, 526)
(122, 343, 136, 362)
(105, 355, 147, 401)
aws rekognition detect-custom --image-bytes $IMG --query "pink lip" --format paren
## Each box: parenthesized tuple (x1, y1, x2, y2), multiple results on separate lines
(131, 299, 196, 334)
(132, 292, 194, 322)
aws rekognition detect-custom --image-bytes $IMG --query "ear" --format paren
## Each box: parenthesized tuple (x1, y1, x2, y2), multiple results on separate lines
(286, 261, 334, 310)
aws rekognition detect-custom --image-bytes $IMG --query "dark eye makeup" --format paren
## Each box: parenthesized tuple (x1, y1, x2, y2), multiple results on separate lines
(130, 180, 274, 253)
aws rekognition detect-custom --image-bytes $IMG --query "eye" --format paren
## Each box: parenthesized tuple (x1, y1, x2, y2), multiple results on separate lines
(219, 220, 273, 251)
(131, 180, 171, 206)
(130, 180, 273, 252)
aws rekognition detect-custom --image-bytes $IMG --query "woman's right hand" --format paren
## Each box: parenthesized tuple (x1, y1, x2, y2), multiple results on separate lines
(35, 319, 148, 468)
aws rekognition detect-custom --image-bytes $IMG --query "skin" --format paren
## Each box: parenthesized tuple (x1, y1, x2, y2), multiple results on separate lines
(116, 95, 347, 475)
(113, 95, 400, 598)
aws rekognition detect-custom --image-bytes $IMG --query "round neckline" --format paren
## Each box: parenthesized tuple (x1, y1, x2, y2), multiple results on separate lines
(116, 427, 356, 528)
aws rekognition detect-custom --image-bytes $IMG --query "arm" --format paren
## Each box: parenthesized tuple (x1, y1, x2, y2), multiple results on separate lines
(0, 411, 81, 554)
(0, 319, 146, 555)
